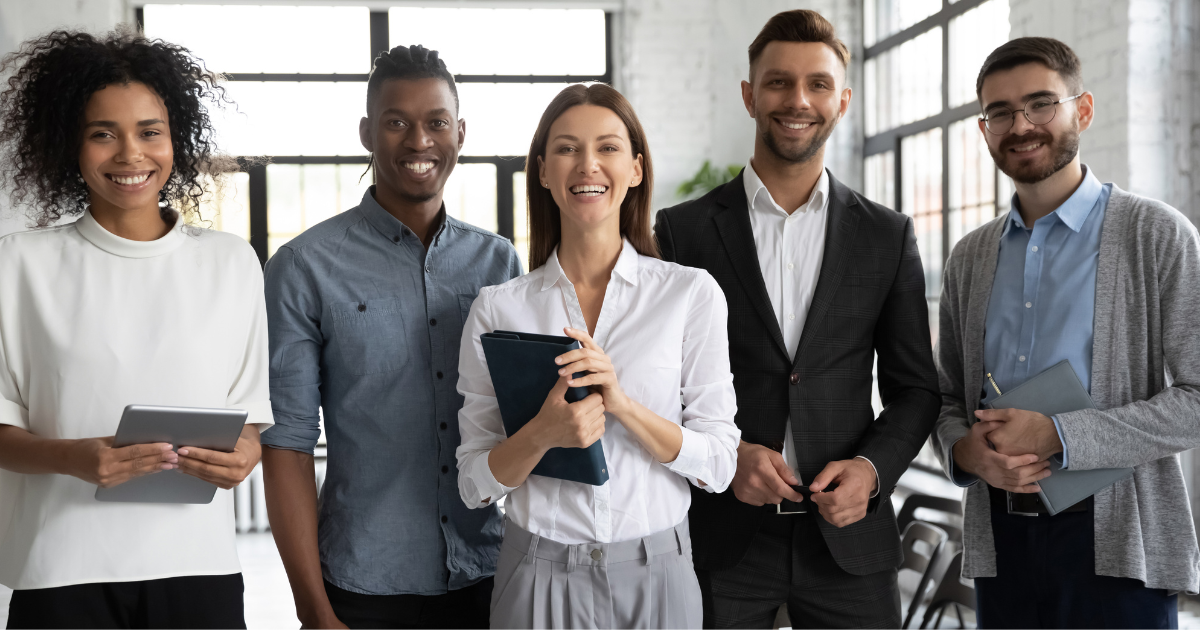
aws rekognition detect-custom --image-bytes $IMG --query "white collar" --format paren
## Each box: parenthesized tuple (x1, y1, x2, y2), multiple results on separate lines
(541, 238, 640, 292)
(75, 209, 187, 259)
(743, 159, 830, 217)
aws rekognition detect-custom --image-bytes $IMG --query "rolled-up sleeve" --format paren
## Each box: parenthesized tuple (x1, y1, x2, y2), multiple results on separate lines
(260, 246, 323, 453)
(455, 288, 517, 507)
(664, 272, 740, 492)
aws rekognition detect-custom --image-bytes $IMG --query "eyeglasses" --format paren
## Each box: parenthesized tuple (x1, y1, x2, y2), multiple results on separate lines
(981, 94, 1082, 135)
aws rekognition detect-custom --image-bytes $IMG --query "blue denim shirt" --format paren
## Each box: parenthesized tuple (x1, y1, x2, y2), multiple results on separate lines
(951, 167, 1110, 486)
(261, 187, 522, 595)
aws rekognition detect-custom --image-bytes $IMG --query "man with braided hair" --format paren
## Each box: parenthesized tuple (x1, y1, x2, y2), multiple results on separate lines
(261, 44, 522, 629)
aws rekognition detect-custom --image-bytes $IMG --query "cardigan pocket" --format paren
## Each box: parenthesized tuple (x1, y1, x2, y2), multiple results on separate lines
(329, 298, 411, 375)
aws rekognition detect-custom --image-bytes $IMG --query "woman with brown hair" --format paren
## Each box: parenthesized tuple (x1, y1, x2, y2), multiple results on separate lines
(454, 83, 740, 629)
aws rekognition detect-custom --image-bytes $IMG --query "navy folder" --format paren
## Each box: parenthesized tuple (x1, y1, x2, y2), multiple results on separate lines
(480, 331, 610, 486)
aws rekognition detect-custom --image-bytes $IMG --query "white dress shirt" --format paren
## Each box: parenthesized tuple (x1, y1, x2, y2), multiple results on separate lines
(456, 240, 740, 544)
(744, 162, 878, 493)
(0, 210, 273, 589)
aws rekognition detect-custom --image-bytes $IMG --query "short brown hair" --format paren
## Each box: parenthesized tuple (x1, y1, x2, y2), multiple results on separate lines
(748, 10, 850, 77)
(525, 84, 658, 271)
(976, 37, 1083, 103)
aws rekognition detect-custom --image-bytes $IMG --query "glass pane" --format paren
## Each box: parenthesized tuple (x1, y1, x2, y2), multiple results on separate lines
(198, 172, 250, 242)
(865, 27, 942, 136)
(864, 0, 941, 47)
(142, 5, 369, 74)
(864, 151, 895, 208)
(267, 164, 372, 258)
(390, 8, 605, 76)
(212, 82, 367, 157)
(513, 171, 530, 273)
(458, 83, 567, 156)
(949, 0, 1011, 107)
(443, 163, 498, 233)
(948, 118, 1000, 252)
(901, 128, 943, 340)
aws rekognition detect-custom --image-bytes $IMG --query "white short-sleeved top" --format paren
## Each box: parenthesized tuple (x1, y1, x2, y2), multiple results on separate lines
(0, 210, 273, 590)
(455, 240, 740, 545)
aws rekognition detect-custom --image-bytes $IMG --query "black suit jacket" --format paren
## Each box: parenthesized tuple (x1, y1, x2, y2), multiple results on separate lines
(655, 170, 940, 576)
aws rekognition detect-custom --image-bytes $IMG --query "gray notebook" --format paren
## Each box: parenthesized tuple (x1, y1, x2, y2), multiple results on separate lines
(986, 359, 1133, 515)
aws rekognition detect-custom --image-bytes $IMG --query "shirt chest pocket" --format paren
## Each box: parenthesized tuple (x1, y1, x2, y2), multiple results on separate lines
(329, 298, 411, 376)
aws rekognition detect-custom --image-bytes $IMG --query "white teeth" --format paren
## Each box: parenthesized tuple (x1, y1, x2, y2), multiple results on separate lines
(404, 162, 434, 173)
(1013, 143, 1043, 153)
(110, 173, 150, 185)
(570, 184, 608, 195)
(781, 121, 812, 130)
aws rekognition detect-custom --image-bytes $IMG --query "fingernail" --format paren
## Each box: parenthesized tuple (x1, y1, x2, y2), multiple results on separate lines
(567, 380, 574, 385)
(178, 448, 188, 456)
(558, 369, 565, 375)
(555, 358, 563, 364)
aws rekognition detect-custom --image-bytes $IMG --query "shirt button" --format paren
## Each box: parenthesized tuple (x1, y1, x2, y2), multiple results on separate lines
(441, 515, 448, 524)
(590, 549, 603, 561)
(392, 235, 400, 243)
(788, 313, 795, 321)
(1019, 355, 1027, 362)
(440, 422, 448, 430)
(437, 371, 444, 379)
(425, 265, 432, 273)
(430, 318, 437, 326)
(441, 465, 449, 474)
(787, 263, 794, 270)
(789, 373, 800, 385)
(357, 303, 366, 312)
(1025, 302, 1032, 308)
(1031, 246, 1039, 252)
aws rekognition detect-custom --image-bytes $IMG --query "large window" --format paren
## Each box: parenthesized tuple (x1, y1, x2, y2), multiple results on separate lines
(863, 0, 1010, 472)
(862, 0, 1011, 340)
(140, 5, 611, 268)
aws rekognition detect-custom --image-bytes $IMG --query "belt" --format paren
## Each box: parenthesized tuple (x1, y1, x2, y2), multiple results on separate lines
(989, 485, 1090, 516)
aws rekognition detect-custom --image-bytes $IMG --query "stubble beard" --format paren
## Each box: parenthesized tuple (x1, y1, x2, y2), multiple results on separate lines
(990, 117, 1081, 185)
(758, 110, 837, 165)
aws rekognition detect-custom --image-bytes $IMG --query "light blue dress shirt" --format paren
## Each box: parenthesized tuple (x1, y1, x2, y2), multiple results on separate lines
(261, 188, 523, 595)
(952, 166, 1110, 485)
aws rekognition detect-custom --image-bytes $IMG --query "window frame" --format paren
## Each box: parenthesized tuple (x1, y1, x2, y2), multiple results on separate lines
(135, 7, 613, 264)
(863, 0, 1002, 273)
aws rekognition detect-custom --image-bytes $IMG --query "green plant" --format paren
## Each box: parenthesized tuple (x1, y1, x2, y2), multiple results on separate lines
(676, 160, 742, 199)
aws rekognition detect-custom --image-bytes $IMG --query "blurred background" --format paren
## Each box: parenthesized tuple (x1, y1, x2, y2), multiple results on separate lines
(0, 0, 1198, 627)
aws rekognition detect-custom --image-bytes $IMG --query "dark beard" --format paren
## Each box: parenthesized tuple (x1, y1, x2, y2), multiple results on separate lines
(398, 190, 438, 203)
(759, 112, 836, 164)
(990, 121, 1080, 184)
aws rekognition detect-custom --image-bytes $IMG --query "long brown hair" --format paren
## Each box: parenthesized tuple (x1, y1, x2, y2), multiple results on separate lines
(525, 83, 658, 270)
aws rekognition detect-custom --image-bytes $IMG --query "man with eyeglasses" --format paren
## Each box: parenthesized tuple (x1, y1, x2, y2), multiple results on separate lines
(931, 37, 1200, 628)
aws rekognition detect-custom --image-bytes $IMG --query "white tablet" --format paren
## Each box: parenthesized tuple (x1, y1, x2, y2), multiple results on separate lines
(94, 404, 248, 504)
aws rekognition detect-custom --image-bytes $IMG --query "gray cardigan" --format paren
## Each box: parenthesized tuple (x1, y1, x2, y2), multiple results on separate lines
(931, 184, 1200, 594)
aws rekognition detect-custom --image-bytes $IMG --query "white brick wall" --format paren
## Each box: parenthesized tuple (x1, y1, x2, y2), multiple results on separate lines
(619, 0, 863, 212)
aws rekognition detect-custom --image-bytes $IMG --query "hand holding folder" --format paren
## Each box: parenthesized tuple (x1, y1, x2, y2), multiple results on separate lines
(481, 331, 610, 486)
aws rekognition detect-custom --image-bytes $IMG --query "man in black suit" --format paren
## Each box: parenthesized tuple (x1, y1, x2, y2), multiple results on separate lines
(655, 10, 940, 629)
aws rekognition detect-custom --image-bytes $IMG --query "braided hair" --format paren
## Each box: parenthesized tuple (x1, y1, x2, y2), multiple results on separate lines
(366, 44, 459, 115)
(0, 27, 231, 227)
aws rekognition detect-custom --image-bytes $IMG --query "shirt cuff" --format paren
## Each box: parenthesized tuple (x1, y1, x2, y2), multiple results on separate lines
(240, 400, 275, 432)
(0, 398, 29, 431)
(665, 426, 709, 486)
(1051, 415, 1069, 469)
(947, 439, 979, 487)
(853, 455, 880, 498)
(476, 450, 518, 506)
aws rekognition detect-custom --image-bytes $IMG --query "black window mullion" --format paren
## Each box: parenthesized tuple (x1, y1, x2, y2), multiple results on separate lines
(941, 15, 952, 268)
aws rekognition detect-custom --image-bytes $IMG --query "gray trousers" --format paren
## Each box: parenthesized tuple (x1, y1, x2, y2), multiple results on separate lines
(490, 519, 703, 629)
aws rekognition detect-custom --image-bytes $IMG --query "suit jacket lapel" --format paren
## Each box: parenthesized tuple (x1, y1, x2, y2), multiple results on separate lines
(794, 173, 861, 367)
(713, 173, 789, 359)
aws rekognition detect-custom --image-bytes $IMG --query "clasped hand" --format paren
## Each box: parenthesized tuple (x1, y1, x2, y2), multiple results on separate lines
(526, 327, 622, 451)
(952, 408, 1063, 493)
(730, 442, 878, 528)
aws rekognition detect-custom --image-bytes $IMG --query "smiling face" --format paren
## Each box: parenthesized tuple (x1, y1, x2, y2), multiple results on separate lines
(978, 62, 1092, 184)
(78, 82, 173, 216)
(360, 77, 464, 204)
(537, 104, 644, 234)
(743, 40, 851, 164)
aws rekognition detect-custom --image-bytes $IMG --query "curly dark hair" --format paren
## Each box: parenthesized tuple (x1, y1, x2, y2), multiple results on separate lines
(0, 28, 231, 227)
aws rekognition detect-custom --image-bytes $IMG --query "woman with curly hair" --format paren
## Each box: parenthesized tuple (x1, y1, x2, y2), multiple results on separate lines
(0, 29, 269, 629)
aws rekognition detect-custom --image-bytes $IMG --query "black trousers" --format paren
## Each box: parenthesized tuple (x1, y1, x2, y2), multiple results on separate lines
(976, 487, 1177, 629)
(324, 576, 493, 629)
(6, 573, 245, 629)
(697, 512, 900, 629)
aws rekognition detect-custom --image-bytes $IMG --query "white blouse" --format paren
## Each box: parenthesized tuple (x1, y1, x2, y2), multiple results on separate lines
(456, 240, 740, 545)
(0, 210, 273, 590)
